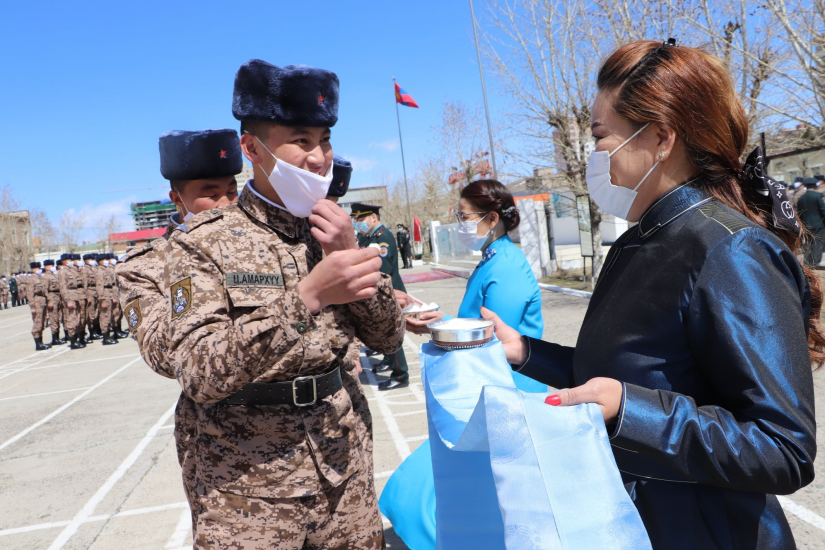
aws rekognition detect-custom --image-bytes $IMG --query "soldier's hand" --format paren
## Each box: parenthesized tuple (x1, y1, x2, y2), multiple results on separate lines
(298, 248, 382, 313)
(309, 200, 357, 255)
(394, 290, 412, 309)
(67, 301, 76, 310)
(406, 310, 445, 334)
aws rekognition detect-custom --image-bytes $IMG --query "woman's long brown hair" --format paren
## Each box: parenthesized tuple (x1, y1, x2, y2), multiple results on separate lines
(597, 40, 825, 368)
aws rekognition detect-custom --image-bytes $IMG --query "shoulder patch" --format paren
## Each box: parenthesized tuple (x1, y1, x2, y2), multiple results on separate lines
(697, 202, 752, 234)
(378, 242, 390, 258)
(170, 276, 192, 319)
(125, 298, 143, 332)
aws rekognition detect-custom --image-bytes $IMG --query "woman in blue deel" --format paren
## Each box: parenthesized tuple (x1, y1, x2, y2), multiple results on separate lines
(379, 179, 545, 549)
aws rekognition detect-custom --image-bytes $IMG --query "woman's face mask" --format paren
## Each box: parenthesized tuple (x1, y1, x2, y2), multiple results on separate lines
(456, 213, 493, 251)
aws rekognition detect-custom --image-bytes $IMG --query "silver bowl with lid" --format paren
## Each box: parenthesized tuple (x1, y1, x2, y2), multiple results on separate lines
(427, 318, 495, 350)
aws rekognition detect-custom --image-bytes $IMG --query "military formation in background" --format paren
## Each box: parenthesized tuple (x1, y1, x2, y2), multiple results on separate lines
(11, 254, 130, 351)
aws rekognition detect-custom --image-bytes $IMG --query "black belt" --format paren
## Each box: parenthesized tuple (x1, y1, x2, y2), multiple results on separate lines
(219, 367, 342, 407)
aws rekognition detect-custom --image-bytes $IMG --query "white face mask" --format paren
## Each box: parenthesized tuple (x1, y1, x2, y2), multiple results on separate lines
(102, 260, 110, 267)
(76, 261, 83, 267)
(456, 214, 493, 251)
(111, 259, 117, 265)
(255, 137, 332, 218)
(585, 123, 660, 220)
(36, 269, 43, 275)
(50, 266, 57, 273)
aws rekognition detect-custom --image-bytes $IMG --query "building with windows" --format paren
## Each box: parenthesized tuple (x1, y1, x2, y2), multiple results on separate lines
(130, 200, 177, 231)
(236, 162, 255, 193)
(109, 228, 167, 254)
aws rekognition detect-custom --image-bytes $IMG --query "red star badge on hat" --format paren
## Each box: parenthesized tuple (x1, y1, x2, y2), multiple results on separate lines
(318, 94, 325, 104)
(220, 150, 227, 158)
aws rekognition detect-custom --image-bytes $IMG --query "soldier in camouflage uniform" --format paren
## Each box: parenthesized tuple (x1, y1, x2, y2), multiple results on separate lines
(82, 254, 102, 340)
(93, 253, 118, 345)
(164, 60, 404, 549)
(116, 128, 243, 532)
(27, 262, 51, 351)
(18, 272, 27, 306)
(42, 259, 66, 346)
(59, 254, 86, 349)
(0, 274, 8, 309)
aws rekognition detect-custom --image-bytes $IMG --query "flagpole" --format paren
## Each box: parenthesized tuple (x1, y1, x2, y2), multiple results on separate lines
(469, 0, 498, 178)
(393, 76, 414, 232)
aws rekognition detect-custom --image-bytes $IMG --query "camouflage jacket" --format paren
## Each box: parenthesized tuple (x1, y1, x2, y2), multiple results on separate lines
(116, 221, 176, 378)
(42, 271, 60, 298)
(96, 264, 117, 300)
(58, 268, 82, 303)
(165, 188, 405, 498)
(82, 265, 98, 297)
(27, 273, 47, 303)
(0, 279, 7, 293)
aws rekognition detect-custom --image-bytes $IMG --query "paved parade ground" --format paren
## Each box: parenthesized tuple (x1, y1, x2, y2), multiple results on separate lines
(0, 265, 824, 549)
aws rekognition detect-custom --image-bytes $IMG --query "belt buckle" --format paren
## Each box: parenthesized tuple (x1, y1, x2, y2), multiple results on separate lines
(292, 375, 317, 407)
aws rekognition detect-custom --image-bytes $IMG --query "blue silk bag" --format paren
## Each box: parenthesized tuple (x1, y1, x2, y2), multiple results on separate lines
(421, 338, 652, 550)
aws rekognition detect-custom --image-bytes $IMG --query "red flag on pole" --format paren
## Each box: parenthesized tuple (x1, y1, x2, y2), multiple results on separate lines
(395, 82, 419, 108)
(413, 216, 422, 241)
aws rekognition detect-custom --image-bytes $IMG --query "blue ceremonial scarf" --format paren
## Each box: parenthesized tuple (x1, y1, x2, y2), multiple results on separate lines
(383, 339, 652, 550)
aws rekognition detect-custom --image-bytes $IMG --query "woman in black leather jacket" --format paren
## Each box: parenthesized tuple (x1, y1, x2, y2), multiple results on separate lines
(485, 40, 821, 549)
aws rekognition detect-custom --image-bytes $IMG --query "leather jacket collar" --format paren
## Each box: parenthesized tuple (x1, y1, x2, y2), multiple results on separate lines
(637, 179, 711, 240)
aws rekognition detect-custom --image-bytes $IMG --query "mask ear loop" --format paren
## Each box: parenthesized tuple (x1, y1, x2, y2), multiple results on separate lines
(608, 123, 651, 158)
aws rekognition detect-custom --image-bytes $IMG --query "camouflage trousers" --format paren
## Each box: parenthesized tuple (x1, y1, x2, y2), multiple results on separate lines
(0, 290, 7, 307)
(77, 297, 87, 336)
(46, 293, 60, 336)
(174, 393, 199, 533)
(86, 293, 98, 331)
(29, 297, 47, 338)
(111, 294, 122, 329)
(61, 299, 80, 337)
(98, 294, 113, 334)
(192, 468, 384, 550)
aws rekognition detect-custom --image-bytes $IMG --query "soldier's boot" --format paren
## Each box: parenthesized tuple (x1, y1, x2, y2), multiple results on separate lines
(92, 320, 103, 339)
(102, 330, 118, 346)
(372, 356, 393, 373)
(115, 320, 129, 339)
(50, 331, 66, 346)
(62, 328, 70, 342)
(34, 337, 51, 351)
(83, 330, 94, 344)
(69, 335, 83, 350)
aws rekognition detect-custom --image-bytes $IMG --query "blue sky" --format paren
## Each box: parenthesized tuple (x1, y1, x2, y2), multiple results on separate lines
(0, 0, 512, 238)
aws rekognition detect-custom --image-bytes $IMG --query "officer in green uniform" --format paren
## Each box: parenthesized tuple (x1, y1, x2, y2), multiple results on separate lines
(351, 203, 409, 390)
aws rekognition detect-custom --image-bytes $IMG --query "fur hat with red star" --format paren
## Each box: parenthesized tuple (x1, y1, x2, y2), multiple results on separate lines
(159, 128, 242, 182)
(232, 60, 339, 128)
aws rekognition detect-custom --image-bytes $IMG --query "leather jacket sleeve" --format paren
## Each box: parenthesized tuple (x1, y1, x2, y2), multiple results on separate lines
(610, 229, 816, 495)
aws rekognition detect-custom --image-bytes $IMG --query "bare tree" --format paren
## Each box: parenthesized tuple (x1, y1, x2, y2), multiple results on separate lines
(0, 185, 32, 275)
(59, 210, 87, 253)
(763, 0, 825, 132)
(96, 214, 122, 252)
(415, 157, 456, 225)
(481, 0, 608, 271)
(30, 208, 57, 256)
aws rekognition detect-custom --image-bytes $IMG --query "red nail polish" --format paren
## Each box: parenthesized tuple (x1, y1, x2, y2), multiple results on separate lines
(545, 394, 561, 406)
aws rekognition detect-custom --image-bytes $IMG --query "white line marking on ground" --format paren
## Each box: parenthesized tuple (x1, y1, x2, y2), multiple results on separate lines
(0, 318, 29, 329)
(0, 347, 70, 380)
(394, 409, 427, 417)
(23, 354, 140, 372)
(47, 401, 177, 550)
(405, 434, 429, 442)
(375, 470, 395, 479)
(0, 387, 92, 402)
(0, 357, 140, 453)
(0, 502, 188, 537)
(164, 508, 192, 549)
(0, 330, 29, 342)
(778, 496, 825, 532)
(0, 349, 53, 371)
(363, 357, 410, 460)
(158, 424, 175, 430)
